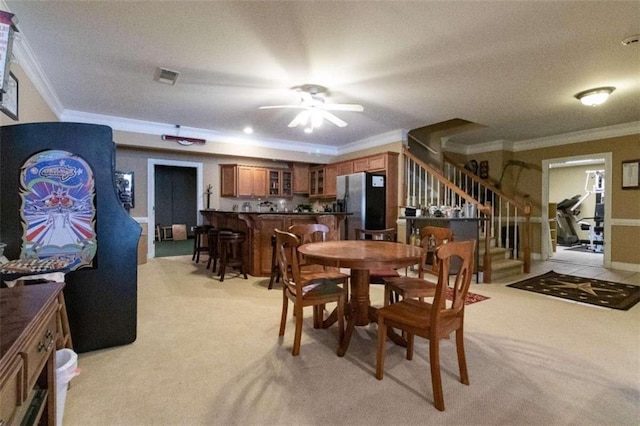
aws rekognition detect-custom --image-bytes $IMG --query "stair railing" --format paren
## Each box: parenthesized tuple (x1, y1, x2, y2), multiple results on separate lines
(402, 148, 494, 282)
(442, 154, 532, 277)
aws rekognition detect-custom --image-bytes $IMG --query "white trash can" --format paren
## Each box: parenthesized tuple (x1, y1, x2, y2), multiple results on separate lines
(56, 349, 79, 426)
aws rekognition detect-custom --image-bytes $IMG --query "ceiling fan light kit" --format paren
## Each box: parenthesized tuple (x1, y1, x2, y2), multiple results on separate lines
(259, 83, 363, 131)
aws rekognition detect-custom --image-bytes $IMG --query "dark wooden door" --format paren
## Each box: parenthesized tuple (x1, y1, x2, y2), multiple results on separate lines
(154, 165, 197, 235)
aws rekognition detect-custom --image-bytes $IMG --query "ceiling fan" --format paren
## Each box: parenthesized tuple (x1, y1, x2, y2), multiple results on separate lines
(259, 84, 363, 132)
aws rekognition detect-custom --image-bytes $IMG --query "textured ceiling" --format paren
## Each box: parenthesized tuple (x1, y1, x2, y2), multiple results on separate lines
(4, 1, 640, 152)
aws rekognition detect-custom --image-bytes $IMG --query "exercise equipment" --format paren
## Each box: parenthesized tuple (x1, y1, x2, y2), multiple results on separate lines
(577, 170, 604, 253)
(556, 194, 581, 246)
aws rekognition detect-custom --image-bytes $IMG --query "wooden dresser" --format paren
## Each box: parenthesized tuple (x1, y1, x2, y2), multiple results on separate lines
(0, 282, 64, 426)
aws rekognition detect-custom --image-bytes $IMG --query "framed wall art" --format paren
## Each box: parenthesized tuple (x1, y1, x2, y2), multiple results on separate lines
(115, 170, 135, 210)
(622, 159, 639, 189)
(0, 71, 18, 120)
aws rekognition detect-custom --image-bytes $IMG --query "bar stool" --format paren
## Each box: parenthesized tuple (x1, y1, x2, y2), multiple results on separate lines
(192, 225, 213, 263)
(268, 234, 281, 289)
(206, 228, 226, 273)
(217, 231, 248, 282)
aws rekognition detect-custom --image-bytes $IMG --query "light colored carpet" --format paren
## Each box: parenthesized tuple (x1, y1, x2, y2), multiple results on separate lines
(62, 255, 640, 425)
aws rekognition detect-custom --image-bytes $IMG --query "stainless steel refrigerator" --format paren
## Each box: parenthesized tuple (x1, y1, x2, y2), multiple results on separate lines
(336, 172, 386, 240)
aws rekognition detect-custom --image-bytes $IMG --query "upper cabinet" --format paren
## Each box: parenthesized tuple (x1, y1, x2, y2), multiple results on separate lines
(238, 166, 267, 197)
(352, 153, 388, 173)
(309, 152, 398, 199)
(309, 166, 325, 197)
(220, 165, 268, 198)
(324, 164, 338, 197)
(268, 169, 292, 197)
(292, 163, 310, 194)
(336, 161, 354, 176)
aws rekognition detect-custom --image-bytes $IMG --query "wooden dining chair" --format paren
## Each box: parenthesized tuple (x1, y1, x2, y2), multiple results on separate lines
(275, 229, 346, 356)
(375, 240, 476, 411)
(288, 223, 350, 299)
(420, 226, 454, 275)
(354, 228, 400, 283)
(383, 226, 454, 305)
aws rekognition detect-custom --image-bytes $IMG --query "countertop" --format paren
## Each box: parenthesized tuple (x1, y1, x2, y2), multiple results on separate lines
(400, 216, 483, 221)
(200, 210, 350, 215)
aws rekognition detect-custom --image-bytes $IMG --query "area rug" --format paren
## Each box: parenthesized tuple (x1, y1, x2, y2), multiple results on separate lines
(446, 290, 490, 305)
(507, 271, 640, 310)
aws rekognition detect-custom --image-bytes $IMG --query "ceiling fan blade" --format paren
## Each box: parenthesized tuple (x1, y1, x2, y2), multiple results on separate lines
(259, 105, 307, 110)
(288, 111, 310, 127)
(318, 103, 364, 112)
(320, 110, 348, 127)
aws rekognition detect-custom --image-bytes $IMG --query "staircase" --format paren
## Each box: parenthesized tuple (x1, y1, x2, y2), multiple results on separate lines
(402, 148, 531, 283)
(478, 234, 524, 281)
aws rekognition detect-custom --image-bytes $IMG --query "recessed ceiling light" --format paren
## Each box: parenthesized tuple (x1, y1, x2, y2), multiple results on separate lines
(243, 126, 253, 134)
(574, 87, 615, 107)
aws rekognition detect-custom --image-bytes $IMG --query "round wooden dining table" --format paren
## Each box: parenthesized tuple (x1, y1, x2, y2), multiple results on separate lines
(298, 240, 423, 356)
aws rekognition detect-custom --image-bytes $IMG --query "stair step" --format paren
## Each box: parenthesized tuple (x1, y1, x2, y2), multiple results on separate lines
(478, 246, 510, 265)
(488, 258, 524, 281)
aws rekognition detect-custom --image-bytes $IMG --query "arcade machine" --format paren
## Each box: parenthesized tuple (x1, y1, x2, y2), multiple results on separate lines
(1, 123, 141, 353)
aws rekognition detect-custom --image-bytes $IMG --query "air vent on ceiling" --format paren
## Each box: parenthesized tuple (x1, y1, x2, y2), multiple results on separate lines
(153, 67, 180, 85)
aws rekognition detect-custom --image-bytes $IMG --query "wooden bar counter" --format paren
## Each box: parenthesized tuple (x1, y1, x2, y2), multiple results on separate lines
(200, 210, 349, 277)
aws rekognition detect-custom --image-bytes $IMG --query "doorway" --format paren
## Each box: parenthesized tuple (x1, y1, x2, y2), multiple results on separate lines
(147, 159, 203, 259)
(541, 152, 611, 268)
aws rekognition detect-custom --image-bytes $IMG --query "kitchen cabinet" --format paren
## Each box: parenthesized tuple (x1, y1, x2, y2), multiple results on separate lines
(238, 166, 267, 197)
(293, 163, 310, 194)
(268, 169, 292, 197)
(310, 166, 325, 197)
(220, 165, 267, 198)
(200, 211, 346, 277)
(337, 161, 354, 176)
(324, 164, 338, 197)
(352, 153, 387, 173)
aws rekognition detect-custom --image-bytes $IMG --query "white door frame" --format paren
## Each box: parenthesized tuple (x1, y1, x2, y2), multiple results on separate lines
(541, 152, 611, 267)
(147, 158, 203, 259)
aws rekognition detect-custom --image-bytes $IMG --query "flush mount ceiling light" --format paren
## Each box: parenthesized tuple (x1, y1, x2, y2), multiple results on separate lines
(574, 87, 615, 107)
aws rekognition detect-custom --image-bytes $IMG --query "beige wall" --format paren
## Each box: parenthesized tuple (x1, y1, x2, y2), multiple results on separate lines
(0, 64, 57, 126)
(455, 134, 639, 268)
(115, 145, 311, 218)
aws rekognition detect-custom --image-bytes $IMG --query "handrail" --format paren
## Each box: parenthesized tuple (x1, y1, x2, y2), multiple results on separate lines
(402, 147, 494, 282)
(443, 154, 532, 275)
(403, 148, 492, 215)
(443, 153, 529, 211)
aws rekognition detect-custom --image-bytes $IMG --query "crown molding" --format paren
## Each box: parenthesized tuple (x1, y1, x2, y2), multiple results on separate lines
(444, 139, 514, 155)
(338, 129, 405, 155)
(512, 121, 640, 152)
(3, 1, 65, 118)
(61, 110, 340, 156)
(438, 122, 639, 155)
